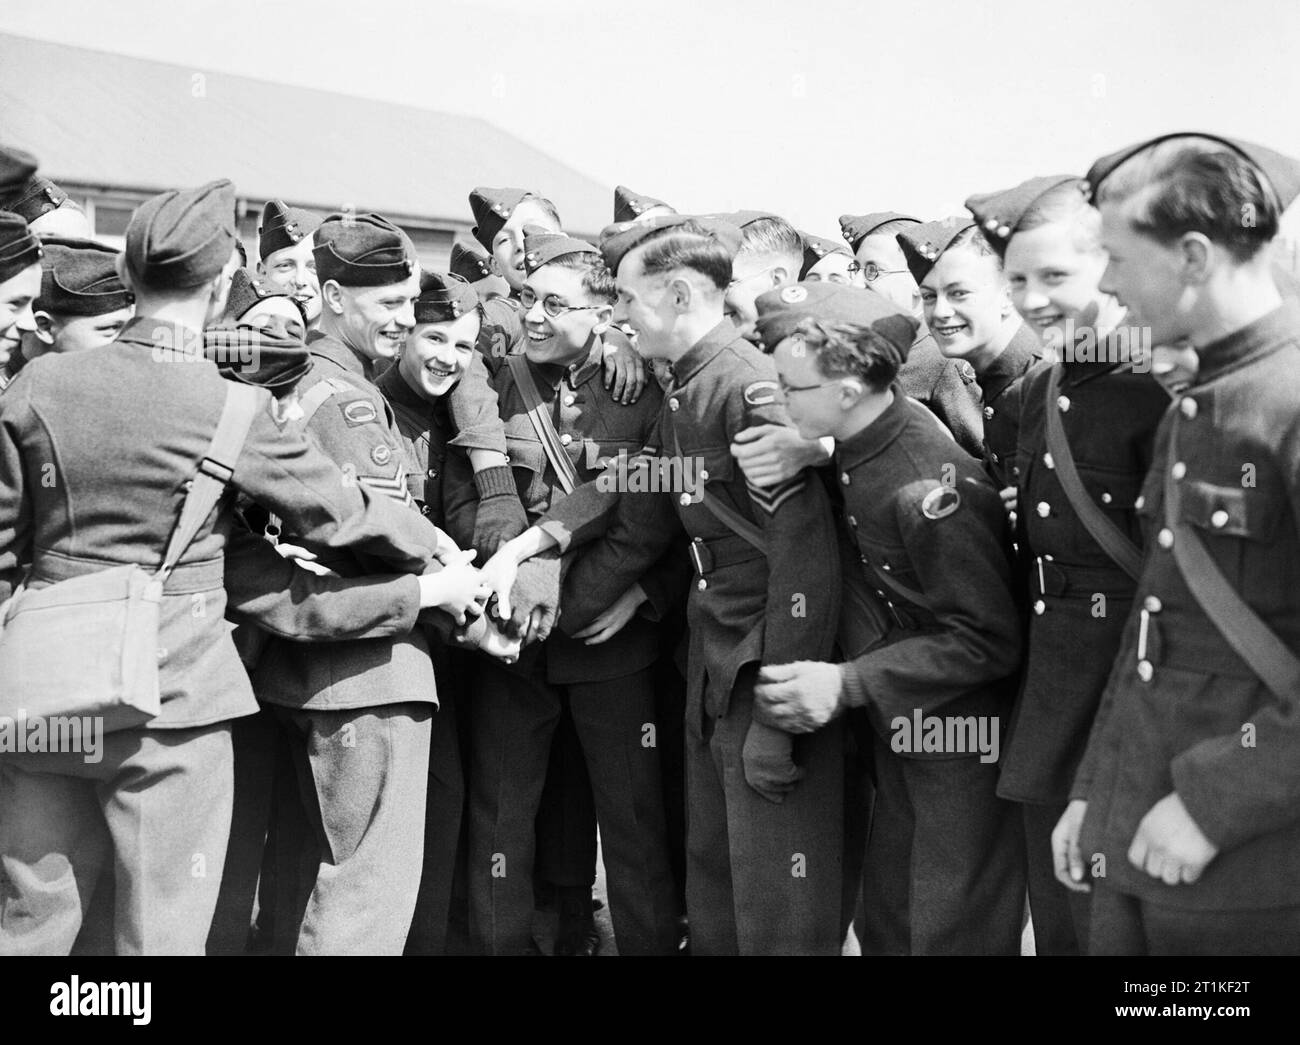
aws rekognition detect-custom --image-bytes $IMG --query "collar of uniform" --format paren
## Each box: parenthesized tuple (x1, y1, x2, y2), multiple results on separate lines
(375, 360, 430, 413)
(306, 329, 375, 381)
(671, 319, 736, 387)
(834, 383, 910, 470)
(566, 337, 605, 390)
(1194, 299, 1300, 386)
(978, 321, 1041, 402)
(114, 314, 201, 350)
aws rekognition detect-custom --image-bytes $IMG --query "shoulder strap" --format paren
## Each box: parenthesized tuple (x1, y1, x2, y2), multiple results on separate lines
(670, 424, 766, 551)
(1043, 363, 1143, 580)
(155, 382, 262, 583)
(298, 376, 351, 428)
(508, 355, 582, 495)
(1165, 413, 1300, 701)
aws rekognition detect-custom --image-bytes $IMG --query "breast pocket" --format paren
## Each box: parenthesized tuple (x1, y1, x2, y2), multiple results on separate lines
(1179, 480, 1278, 543)
(1179, 478, 1286, 601)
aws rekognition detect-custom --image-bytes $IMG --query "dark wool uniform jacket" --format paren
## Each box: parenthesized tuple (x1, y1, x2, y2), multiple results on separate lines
(1000, 330, 1169, 804)
(444, 340, 664, 685)
(0, 317, 442, 728)
(974, 321, 1043, 490)
(899, 328, 985, 460)
(1076, 301, 1300, 910)
(833, 389, 1023, 745)
(538, 321, 841, 727)
(253, 332, 442, 711)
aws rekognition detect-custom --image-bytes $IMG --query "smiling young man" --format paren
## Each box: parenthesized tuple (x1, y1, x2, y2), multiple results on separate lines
(449, 229, 677, 957)
(256, 200, 323, 327)
(750, 284, 1026, 955)
(898, 217, 1043, 489)
(0, 212, 43, 392)
(23, 238, 133, 362)
(962, 175, 1171, 956)
(1051, 134, 1300, 956)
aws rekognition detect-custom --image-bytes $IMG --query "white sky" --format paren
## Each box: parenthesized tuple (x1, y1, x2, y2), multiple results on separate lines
(3, 0, 1299, 236)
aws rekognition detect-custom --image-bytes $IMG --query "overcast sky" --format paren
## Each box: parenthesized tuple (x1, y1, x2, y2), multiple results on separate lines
(3, 0, 1299, 236)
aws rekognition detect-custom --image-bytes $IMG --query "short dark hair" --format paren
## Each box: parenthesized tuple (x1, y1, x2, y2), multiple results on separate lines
(947, 226, 1002, 270)
(635, 220, 733, 291)
(797, 317, 903, 391)
(1096, 137, 1279, 261)
(546, 251, 617, 304)
(739, 216, 803, 272)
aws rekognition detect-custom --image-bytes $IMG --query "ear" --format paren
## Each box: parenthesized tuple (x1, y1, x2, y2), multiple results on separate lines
(256, 260, 267, 277)
(668, 275, 693, 313)
(998, 281, 1015, 318)
(322, 279, 346, 314)
(1179, 232, 1212, 285)
(590, 302, 614, 335)
(837, 377, 866, 410)
(32, 310, 56, 346)
(770, 265, 792, 289)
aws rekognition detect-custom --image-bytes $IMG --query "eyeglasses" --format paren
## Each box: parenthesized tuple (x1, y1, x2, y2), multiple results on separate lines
(861, 261, 909, 283)
(519, 286, 603, 318)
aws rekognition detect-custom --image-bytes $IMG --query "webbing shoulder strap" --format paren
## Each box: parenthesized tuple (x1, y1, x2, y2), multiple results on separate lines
(670, 424, 766, 551)
(1043, 363, 1143, 580)
(298, 376, 352, 428)
(1165, 412, 1300, 701)
(156, 382, 262, 584)
(508, 355, 582, 495)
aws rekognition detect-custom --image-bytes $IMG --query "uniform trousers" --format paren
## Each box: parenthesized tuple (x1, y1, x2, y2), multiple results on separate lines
(1089, 884, 1300, 955)
(272, 703, 432, 955)
(1022, 801, 1091, 956)
(685, 668, 846, 956)
(469, 657, 677, 956)
(0, 723, 233, 955)
(859, 734, 1024, 955)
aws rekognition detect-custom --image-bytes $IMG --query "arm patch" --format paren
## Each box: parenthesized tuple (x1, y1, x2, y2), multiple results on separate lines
(743, 380, 779, 407)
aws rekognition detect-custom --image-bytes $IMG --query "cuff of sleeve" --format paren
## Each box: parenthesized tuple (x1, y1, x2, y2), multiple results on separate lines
(535, 518, 575, 554)
(839, 662, 869, 709)
(394, 574, 422, 631)
(474, 465, 517, 501)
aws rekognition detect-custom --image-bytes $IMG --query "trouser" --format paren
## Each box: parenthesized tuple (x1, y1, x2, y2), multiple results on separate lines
(653, 652, 688, 914)
(469, 657, 678, 956)
(0, 722, 233, 956)
(684, 669, 846, 956)
(859, 734, 1024, 955)
(1089, 884, 1300, 955)
(206, 710, 276, 954)
(405, 687, 465, 956)
(841, 712, 874, 943)
(534, 708, 597, 891)
(1022, 801, 1091, 956)
(273, 703, 432, 955)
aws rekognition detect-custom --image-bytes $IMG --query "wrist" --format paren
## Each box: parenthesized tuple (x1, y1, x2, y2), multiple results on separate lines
(837, 663, 866, 709)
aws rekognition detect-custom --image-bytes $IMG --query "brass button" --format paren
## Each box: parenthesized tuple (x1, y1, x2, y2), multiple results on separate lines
(679, 493, 692, 507)
(847, 515, 858, 528)
(559, 433, 572, 446)
(1171, 462, 1186, 480)
(1135, 495, 1146, 510)
(1100, 492, 1112, 504)
(699, 469, 709, 481)
(1157, 528, 1174, 549)
(669, 398, 680, 411)
(1144, 595, 1162, 613)
(841, 472, 851, 485)
(1043, 452, 1054, 470)
(881, 562, 892, 572)
(1211, 509, 1229, 528)
(1137, 660, 1154, 682)
(427, 468, 438, 479)
(563, 395, 576, 407)
(1057, 395, 1071, 412)
(697, 578, 707, 591)
(1033, 600, 1046, 615)
(1180, 397, 1198, 419)
(983, 406, 994, 419)
(1036, 501, 1051, 518)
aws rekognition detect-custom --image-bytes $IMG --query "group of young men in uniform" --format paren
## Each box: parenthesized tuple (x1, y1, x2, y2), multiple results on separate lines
(1, 128, 1298, 957)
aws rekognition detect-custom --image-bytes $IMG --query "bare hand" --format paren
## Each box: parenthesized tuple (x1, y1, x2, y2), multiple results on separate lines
(1051, 799, 1092, 893)
(730, 424, 828, 488)
(1127, 792, 1219, 886)
(275, 542, 338, 577)
(479, 549, 520, 622)
(418, 552, 488, 624)
(602, 331, 645, 405)
(572, 583, 647, 645)
(753, 660, 843, 733)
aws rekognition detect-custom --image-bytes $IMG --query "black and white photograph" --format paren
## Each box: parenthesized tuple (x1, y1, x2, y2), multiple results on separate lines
(0, 0, 1296, 1021)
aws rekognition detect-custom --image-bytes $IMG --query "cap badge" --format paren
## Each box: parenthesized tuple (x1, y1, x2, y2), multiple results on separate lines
(780, 285, 808, 304)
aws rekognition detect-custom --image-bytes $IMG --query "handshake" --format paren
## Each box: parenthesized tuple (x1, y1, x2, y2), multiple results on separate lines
(414, 542, 564, 664)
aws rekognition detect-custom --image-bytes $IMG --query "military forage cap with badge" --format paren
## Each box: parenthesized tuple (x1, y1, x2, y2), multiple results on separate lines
(258, 199, 323, 261)
(35, 237, 132, 317)
(0, 143, 71, 225)
(798, 231, 852, 279)
(613, 185, 673, 224)
(124, 178, 239, 289)
(468, 186, 537, 251)
(753, 280, 920, 361)
(597, 213, 744, 276)
(895, 216, 978, 285)
(449, 240, 510, 296)
(414, 270, 479, 324)
(838, 211, 921, 252)
(312, 212, 416, 287)
(521, 227, 600, 276)
(0, 211, 43, 285)
(963, 175, 1083, 259)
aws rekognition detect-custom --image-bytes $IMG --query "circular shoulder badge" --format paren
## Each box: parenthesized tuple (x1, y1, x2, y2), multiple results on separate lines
(921, 484, 961, 520)
(371, 444, 393, 467)
(780, 285, 808, 304)
(743, 380, 779, 406)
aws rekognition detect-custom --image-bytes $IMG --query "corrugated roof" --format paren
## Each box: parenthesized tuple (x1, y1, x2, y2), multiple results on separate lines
(0, 32, 611, 237)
